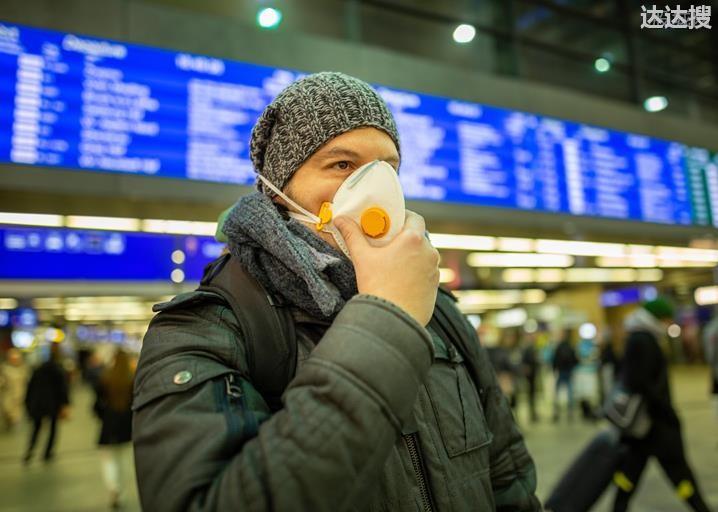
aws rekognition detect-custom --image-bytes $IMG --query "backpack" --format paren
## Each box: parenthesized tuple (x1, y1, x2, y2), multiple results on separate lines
(198, 253, 487, 411)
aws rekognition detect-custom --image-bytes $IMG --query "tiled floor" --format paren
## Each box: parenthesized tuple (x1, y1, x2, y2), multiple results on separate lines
(1, 366, 716, 511)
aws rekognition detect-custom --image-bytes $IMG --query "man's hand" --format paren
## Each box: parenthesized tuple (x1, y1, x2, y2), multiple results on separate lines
(334, 210, 439, 326)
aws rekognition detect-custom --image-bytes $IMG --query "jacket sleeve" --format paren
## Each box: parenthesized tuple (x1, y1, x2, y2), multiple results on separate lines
(456, 312, 542, 511)
(132, 294, 434, 512)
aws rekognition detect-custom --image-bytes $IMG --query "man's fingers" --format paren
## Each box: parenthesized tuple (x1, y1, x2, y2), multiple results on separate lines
(402, 210, 427, 237)
(334, 216, 369, 257)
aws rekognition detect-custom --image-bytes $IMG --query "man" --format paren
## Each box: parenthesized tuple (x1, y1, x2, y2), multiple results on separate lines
(23, 343, 69, 464)
(612, 299, 711, 512)
(552, 329, 578, 422)
(132, 72, 540, 511)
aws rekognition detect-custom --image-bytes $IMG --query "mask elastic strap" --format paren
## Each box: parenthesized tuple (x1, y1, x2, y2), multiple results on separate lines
(258, 174, 321, 224)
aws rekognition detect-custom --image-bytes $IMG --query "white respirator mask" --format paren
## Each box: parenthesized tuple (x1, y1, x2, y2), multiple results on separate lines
(259, 160, 406, 259)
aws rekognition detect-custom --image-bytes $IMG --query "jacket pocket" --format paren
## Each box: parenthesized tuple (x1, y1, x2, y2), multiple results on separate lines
(425, 332, 493, 458)
(132, 355, 233, 411)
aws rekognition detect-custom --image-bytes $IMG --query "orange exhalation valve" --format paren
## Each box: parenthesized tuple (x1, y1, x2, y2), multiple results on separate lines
(317, 202, 333, 230)
(360, 207, 390, 238)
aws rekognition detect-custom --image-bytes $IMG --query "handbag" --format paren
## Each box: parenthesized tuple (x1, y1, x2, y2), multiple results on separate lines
(603, 385, 651, 439)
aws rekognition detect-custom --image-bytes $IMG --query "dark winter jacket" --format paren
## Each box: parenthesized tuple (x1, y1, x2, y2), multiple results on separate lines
(132, 288, 541, 511)
(25, 360, 68, 419)
(620, 309, 679, 428)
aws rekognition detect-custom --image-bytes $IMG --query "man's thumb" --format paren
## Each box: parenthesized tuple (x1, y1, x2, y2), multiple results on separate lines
(333, 216, 368, 255)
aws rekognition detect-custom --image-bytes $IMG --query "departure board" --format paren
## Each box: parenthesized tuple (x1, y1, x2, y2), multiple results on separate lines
(0, 22, 711, 226)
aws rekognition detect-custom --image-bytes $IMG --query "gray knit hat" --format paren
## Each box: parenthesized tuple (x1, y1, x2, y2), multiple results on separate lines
(250, 72, 401, 196)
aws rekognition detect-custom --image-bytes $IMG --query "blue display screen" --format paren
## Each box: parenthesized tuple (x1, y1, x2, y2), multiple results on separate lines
(600, 285, 658, 307)
(0, 22, 710, 225)
(0, 226, 220, 281)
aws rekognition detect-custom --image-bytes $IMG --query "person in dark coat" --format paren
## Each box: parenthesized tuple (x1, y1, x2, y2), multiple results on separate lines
(23, 343, 70, 464)
(612, 299, 712, 512)
(521, 333, 541, 423)
(95, 349, 135, 509)
(552, 329, 578, 422)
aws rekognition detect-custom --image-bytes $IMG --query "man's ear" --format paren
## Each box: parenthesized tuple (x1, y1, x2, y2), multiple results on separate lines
(272, 193, 288, 207)
(273, 181, 293, 207)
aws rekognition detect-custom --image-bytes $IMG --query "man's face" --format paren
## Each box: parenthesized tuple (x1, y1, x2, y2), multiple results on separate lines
(275, 126, 400, 250)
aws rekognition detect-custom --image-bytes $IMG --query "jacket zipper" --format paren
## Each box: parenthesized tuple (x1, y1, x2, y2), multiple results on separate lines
(403, 433, 434, 512)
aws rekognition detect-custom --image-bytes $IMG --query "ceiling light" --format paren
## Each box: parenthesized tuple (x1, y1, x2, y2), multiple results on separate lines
(453, 290, 521, 305)
(466, 314, 481, 329)
(579, 322, 597, 339)
(439, 268, 456, 284)
(0, 212, 63, 227)
(655, 246, 718, 262)
(497, 237, 534, 252)
(594, 57, 611, 73)
(502, 269, 534, 283)
(656, 260, 715, 268)
(566, 268, 635, 282)
(143, 219, 216, 236)
(257, 7, 282, 29)
(627, 245, 654, 255)
(0, 298, 18, 309)
(636, 269, 663, 281)
(430, 233, 495, 251)
(644, 95, 668, 112)
(468, 252, 574, 267)
(597, 256, 658, 268)
(535, 269, 566, 282)
(522, 289, 547, 303)
(695, 285, 718, 305)
(535, 239, 626, 256)
(496, 308, 528, 328)
(453, 24, 476, 43)
(65, 216, 141, 232)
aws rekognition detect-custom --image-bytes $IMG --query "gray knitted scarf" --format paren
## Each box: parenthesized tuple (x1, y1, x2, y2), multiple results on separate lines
(222, 192, 358, 320)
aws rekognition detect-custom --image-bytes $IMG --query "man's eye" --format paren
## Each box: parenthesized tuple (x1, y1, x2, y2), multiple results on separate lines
(334, 161, 350, 170)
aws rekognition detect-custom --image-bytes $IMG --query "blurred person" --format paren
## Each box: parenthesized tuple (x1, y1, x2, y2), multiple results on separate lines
(132, 72, 540, 511)
(575, 334, 601, 422)
(0, 348, 28, 430)
(612, 299, 712, 512)
(702, 314, 718, 421)
(488, 329, 521, 409)
(521, 332, 541, 423)
(552, 329, 578, 422)
(85, 350, 107, 417)
(84, 350, 105, 389)
(23, 343, 70, 464)
(95, 349, 135, 509)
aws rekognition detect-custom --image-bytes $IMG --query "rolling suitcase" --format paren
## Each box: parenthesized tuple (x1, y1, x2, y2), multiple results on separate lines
(544, 429, 624, 512)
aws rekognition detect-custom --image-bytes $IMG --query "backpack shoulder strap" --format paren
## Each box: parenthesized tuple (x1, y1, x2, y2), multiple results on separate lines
(431, 287, 489, 408)
(198, 253, 296, 411)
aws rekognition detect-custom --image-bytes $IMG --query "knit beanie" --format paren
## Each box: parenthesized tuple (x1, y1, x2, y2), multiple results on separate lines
(250, 71, 401, 196)
(643, 297, 674, 320)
